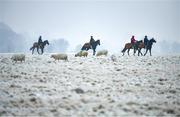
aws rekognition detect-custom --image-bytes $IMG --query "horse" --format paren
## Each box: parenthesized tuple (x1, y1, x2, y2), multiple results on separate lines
(81, 43, 91, 51)
(121, 40, 143, 56)
(81, 40, 100, 55)
(30, 40, 49, 55)
(144, 38, 156, 56)
(136, 42, 145, 56)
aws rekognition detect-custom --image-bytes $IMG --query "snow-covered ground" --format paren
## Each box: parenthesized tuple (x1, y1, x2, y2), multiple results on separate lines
(0, 53, 180, 116)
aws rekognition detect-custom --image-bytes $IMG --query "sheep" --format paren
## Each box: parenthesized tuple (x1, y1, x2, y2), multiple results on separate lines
(96, 50, 108, 57)
(51, 54, 68, 61)
(11, 54, 25, 62)
(75, 51, 81, 57)
(75, 51, 88, 57)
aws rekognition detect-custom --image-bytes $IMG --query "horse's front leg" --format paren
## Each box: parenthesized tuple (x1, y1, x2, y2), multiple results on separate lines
(139, 49, 143, 56)
(93, 49, 96, 55)
(41, 48, 44, 55)
(138, 49, 140, 56)
(37, 47, 40, 54)
(150, 48, 152, 56)
(133, 48, 136, 56)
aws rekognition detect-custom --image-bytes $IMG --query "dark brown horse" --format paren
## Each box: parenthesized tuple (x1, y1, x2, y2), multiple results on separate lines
(122, 40, 142, 56)
(81, 40, 100, 55)
(30, 40, 49, 55)
(136, 42, 145, 56)
(121, 43, 133, 56)
(81, 43, 91, 51)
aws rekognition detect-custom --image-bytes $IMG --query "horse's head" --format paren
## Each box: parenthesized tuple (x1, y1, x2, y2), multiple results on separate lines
(96, 40, 100, 45)
(138, 40, 143, 44)
(44, 40, 49, 45)
(150, 38, 156, 43)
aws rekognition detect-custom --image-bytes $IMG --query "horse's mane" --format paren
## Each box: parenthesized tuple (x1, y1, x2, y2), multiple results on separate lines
(137, 40, 143, 43)
(149, 38, 156, 43)
(44, 40, 49, 42)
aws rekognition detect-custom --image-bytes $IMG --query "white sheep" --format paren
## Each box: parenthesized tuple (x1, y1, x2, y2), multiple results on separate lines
(51, 54, 68, 61)
(96, 50, 108, 57)
(75, 51, 88, 57)
(11, 54, 25, 62)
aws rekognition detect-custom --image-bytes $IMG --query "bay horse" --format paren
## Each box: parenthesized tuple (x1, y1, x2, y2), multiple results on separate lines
(136, 42, 145, 56)
(81, 40, 100, 55)
(30, 40, 49, 55)
(121, 40, 143, 56)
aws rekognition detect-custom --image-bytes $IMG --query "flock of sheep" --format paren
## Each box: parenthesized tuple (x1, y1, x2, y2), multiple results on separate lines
(11, 50, 109, 62)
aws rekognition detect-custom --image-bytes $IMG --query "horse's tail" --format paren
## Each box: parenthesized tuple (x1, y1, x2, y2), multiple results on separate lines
(121, 47, 127, 53)
(30, 46, 33, 50)
(81, 45, 85, 50)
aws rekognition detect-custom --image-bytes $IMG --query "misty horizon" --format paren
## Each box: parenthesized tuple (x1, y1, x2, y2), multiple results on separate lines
(0, 0, 180, 54)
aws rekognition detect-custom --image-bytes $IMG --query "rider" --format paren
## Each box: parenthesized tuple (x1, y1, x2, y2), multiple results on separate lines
(89, 36, 95, 48)
(144, 35, 148, 48)
(38, 36, 43, 46)
(131, 35, 136, 46)
(90, 36, 95, 44)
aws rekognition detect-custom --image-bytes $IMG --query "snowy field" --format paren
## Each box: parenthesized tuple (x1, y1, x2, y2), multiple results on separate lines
(0, 53, 180, 116)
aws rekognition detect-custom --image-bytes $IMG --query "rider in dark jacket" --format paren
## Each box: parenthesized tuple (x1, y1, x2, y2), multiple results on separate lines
(89, 36, 95, 49)
(90, 36, 95, 44)
(144, 35, 148, 48)
(38, 36, 42, 45)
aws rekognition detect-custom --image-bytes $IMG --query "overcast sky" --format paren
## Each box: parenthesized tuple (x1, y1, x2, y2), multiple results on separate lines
(0, 0, 179, 52)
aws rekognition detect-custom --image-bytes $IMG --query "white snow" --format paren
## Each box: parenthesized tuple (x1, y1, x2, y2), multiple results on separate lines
(0, 53, 180, 116)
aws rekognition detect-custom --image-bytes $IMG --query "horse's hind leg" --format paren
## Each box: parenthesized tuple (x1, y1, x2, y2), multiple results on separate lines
(32, 48, 34, 54)
(127, 49, 130, 56)
(144, 49, 148, 56)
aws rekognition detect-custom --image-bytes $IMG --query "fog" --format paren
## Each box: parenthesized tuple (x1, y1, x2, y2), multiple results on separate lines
(0, 0, 179, 54)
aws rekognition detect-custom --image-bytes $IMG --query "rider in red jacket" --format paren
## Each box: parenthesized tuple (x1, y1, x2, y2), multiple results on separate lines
(131, 36, 136, 44)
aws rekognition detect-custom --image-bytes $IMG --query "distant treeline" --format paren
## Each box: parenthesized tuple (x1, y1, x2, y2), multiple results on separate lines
(0, 23, 69, 53)
(0, 22, 180, 54)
